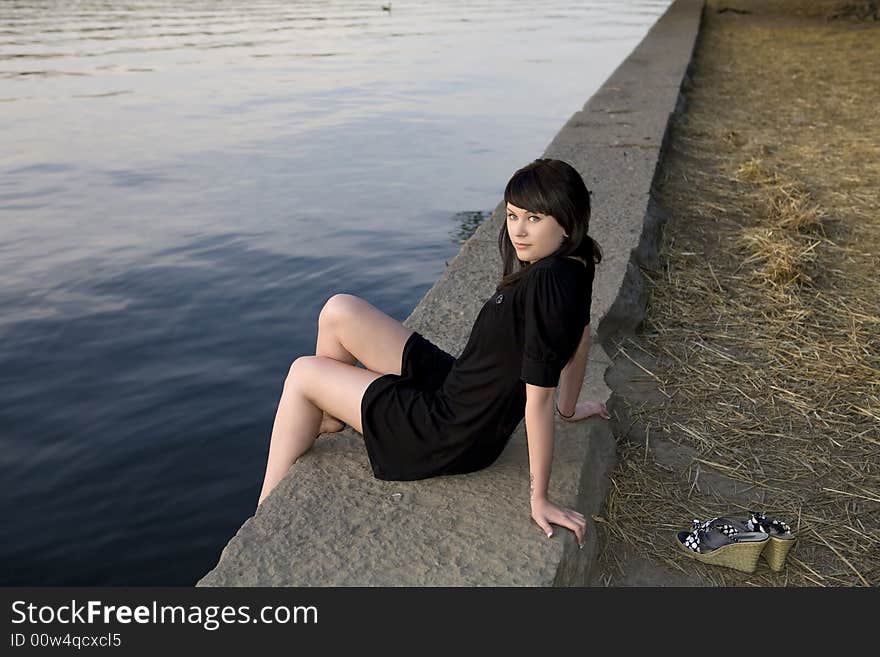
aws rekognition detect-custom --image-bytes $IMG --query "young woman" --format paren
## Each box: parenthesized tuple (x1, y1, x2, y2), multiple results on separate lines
(257, 158, 610, 548)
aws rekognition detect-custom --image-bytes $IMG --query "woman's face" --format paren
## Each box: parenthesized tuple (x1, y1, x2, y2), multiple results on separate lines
(505, 202, 567, 264)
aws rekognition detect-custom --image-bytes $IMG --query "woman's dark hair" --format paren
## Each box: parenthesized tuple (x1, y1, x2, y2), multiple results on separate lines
(495, 158, 602, 293)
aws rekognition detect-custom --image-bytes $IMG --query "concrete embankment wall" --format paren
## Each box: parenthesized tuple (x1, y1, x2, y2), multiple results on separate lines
(197, 0, 705, 587)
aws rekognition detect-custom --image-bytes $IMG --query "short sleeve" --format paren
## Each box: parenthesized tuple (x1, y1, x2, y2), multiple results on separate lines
(520, 267, 586, 388)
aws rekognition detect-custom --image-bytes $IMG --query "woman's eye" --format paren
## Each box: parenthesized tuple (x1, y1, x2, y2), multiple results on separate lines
(529, 215, 540, 222)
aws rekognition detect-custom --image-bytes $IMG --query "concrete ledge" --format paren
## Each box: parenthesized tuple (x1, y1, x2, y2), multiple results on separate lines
(197, 0, 705, 587)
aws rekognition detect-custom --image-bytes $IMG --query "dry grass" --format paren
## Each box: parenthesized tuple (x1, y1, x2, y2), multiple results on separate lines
(595, 0, 880, 586)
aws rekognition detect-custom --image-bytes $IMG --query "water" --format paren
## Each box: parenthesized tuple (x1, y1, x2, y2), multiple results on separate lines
(1, 0, 672, 585)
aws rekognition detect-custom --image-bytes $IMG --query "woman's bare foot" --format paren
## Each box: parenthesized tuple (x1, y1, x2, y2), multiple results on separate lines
(319, 412, 345, 434)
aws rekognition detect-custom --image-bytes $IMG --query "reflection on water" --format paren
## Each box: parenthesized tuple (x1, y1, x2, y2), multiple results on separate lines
(0, 0, 672, 585)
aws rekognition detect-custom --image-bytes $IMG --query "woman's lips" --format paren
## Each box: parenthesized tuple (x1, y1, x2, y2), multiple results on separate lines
(514, 242, 529, 249)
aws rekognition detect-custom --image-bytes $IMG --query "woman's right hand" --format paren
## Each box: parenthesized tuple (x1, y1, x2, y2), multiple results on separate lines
(530, 497, 586, 549)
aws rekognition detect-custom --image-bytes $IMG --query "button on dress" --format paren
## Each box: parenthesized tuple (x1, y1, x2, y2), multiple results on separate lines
(360, 254, 594, 480)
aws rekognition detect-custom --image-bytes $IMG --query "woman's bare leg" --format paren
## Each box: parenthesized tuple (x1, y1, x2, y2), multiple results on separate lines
(258, 356, 383, 506)
(259, 295, 414, 506)
(314, 294, 413, 434)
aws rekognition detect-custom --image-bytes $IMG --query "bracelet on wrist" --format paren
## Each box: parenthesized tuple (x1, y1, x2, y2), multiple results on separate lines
(555, 402, 575, 419)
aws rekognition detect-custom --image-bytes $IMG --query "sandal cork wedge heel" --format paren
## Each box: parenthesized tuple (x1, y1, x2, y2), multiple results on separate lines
(675, 518, 770, 574)
(712, 511, 797, 572)
(743, 511, 796, 572)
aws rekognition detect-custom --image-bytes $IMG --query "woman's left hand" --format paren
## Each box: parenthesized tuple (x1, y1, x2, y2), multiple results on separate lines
(559, 400, 610, 422)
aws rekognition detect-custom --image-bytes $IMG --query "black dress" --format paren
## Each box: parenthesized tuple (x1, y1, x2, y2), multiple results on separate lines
(360, 253, 594, 481)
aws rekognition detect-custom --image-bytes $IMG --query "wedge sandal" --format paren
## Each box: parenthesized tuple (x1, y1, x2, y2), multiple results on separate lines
(697, 511, 797, 572)
(675, 518, 769, 574)
(738, 511, 797, 571)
